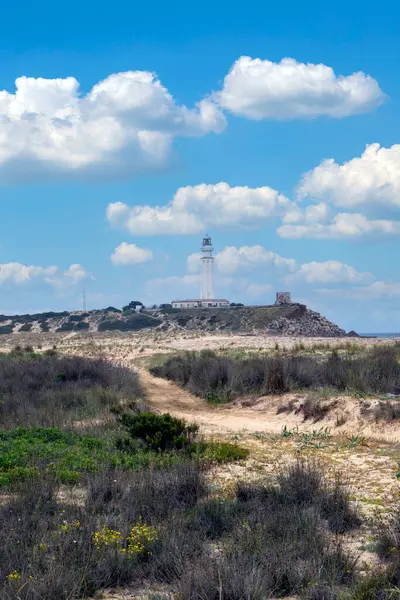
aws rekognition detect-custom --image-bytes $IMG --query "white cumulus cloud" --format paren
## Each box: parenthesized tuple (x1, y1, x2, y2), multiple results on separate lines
(106, 183, 291, 235)
(278, 212, 400, 239)
(0, 263, 57, 285)
(187, 245, 295, 275)
(0, 262, 91, 288)
(278, 147, 400, 239)
(214, 56, 385, 120)
(282, 202, 330, 224)
(298, 143, 400, 209)
(111, 242, 153, 265)
(288, 260, 373, 284)
(216, 245, 296, 275)
(62, 264, 91, 284)
(0, 71, 226, 181)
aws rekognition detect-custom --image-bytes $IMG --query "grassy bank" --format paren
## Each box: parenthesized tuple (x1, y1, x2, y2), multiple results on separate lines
(150, 345, 400, 402)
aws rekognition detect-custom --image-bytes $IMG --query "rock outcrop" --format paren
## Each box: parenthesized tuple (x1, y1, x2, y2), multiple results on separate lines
(268, 308, 346, 337)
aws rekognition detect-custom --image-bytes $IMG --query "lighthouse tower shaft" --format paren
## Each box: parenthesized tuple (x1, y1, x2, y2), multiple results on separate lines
(200, 235, 215, 300)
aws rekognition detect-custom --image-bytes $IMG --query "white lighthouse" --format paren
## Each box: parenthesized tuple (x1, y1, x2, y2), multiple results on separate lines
(171, 234, 230, 309)
(200, 234, 214, 300)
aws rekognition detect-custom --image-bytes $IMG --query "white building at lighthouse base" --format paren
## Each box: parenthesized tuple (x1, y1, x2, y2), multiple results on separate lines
(171, 299, 230, 309)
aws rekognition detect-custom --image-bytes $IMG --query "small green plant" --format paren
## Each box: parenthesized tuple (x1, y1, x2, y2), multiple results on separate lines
(198, 442, 249, 463)
(347, 435, 369, 449)
(205, 390, 231, 405)
(253, 432, 268, 443)
(280, 426, 331, 449)
(281, 424, 296, 438)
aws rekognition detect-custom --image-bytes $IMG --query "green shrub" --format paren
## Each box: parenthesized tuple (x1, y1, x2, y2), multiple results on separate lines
(119, 412, 199, 452)
(160, 306, 180, 314)
(205, 390, 231, 405)
(198, 441, 249, 463)
(40, 320, 50, 332)
(117, 412, 248, 465)
(75, 321, 89, 331)
(0, 324, 13, 334)
(56, 320, 75, 332)
(99, 314, 161, 332)
(103, 306, 121, 313)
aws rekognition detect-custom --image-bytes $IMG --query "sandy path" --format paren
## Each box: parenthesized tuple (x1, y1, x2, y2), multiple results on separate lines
(139, 368, 341, 435)
(139, 368, 400, 441)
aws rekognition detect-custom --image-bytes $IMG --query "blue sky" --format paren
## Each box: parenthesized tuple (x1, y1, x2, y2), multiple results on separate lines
(0, 0, 399, 332)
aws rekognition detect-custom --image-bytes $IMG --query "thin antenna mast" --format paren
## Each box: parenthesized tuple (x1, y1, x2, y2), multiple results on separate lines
(82, 285, 87, 312)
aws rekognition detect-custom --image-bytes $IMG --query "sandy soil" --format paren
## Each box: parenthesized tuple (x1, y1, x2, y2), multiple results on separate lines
(0, 328, 395, 356)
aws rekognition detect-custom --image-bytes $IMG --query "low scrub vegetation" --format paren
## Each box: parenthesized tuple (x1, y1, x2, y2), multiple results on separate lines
(362, 398, 400, 422)
(98, 314, 161, 332)
(3, 346, 400, 599)
(0, 350, 144, 427)
(151, 346, 400, 401)
(278, 396, 338, 422)
(0, 460, 361, 600)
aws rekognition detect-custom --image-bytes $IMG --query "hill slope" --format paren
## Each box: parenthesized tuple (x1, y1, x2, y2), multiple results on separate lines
(0, 304, 349, 337)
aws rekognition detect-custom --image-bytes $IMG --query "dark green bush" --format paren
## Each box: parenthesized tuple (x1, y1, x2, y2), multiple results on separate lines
(103, 306, 121, 313)
(56, 320, 75, 332)
(99, 314, 161, 332)
(119, 412, 199, 452)
(160, 306, 180, 314)
(39, 320, 50, 332)
(0, 324, 13, 335)
(75, 321, 89, 331)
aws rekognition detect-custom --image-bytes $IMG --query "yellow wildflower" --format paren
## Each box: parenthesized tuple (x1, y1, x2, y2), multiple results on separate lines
(6, 570, 21, 582)
(126, 518, 158, 557)
(92, 526, 123, 550)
